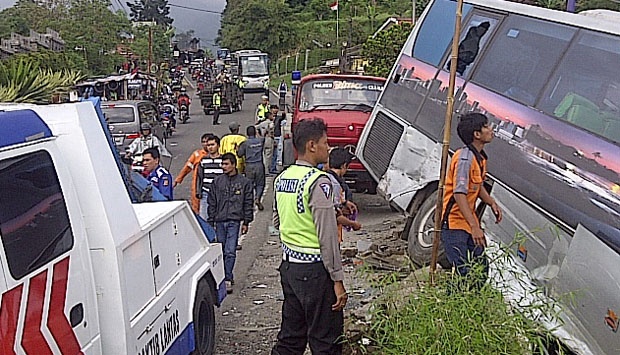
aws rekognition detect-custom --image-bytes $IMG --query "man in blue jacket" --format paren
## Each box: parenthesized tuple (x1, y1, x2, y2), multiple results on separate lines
(142, 147, 173, 200)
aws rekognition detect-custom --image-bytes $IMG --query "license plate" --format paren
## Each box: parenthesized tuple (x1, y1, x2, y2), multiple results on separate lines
(114, 136, 124, 145)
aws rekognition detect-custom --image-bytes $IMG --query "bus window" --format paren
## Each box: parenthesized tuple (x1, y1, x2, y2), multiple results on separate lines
(538, 30, 620, 144)
(411, 0, 472, 66)
(472, 15, 575, 106)
(444, 15, 499, 78)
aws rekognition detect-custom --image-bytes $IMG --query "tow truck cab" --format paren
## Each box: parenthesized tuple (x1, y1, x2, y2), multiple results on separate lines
(0, 103, 225, 354)
(286, 74, 385, 192)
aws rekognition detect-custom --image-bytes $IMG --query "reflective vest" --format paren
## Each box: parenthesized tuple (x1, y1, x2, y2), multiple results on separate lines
(256, 103, 269, 121)
(213, 93, 221, 106)
(275, 165, 325, 255)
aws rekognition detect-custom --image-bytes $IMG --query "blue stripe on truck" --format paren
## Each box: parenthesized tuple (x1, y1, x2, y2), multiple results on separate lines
(164, 323, 195, 355)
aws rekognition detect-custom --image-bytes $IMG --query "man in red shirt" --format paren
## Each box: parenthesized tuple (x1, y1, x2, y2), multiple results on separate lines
(441, 112, 502, 277)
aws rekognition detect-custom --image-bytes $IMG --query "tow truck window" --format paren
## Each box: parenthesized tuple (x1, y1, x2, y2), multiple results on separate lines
(299, 80, 383, 111)
(0, 150, 74, 280)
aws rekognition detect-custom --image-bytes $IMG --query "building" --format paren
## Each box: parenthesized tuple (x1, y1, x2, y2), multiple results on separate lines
(0, 28, 65, 59)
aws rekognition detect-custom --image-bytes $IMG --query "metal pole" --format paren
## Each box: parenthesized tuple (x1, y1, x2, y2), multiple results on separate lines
(430, 0, 464, 279)
(304, 49, 310, 71)
(566, 0, 575, 12)
(412, 0, 416, 23)
(295, 52, 299, 70)
(148, 26, 153, 74)
(285, 56, 289, 73)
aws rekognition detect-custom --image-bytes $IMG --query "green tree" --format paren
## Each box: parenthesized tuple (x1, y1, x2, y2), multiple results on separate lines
(126, 0, 173, 26)
(174, 29, 196, 50)
(362, 22, 412, 77)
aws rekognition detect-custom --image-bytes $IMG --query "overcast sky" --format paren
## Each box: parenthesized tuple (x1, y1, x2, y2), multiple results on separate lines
(0, 0, 226, 50)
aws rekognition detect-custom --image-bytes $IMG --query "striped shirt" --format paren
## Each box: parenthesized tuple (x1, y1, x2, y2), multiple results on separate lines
(197, 157, 224, 194)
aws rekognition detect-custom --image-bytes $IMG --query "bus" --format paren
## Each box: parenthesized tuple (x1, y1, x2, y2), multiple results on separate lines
(357, 0, 620, 353)
(283, 74, 385, 192)
(234, 50, 270, 92)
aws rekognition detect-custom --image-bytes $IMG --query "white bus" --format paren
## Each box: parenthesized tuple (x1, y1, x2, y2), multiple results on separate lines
(357, 0, 620, 353)
(234, 50, 270, 92)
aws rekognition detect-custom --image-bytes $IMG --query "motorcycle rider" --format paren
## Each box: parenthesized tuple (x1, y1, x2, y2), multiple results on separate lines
(162, 103, 177, 131)
(125, 123, 171, 160)
(177, 87, 191, 121)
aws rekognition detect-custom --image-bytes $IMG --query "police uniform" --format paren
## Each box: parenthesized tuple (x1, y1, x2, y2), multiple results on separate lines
(147, 165, 173, 200)
(212, 91, 221, 125)
(272, 161, 344, 355)
(256, 103, 269, 123)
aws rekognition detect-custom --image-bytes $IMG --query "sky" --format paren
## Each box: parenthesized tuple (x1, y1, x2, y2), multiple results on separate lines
(0, 0, 227, 51)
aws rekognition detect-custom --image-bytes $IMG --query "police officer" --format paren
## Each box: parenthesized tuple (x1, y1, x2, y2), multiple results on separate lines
(142, 147, 173, 200)
(256, 95, 270, 123)
(213, 88, 222, 125)
(272, 118, 347, 355)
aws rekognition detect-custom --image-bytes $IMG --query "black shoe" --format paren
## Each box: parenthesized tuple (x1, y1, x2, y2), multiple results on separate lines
(236, 245, 242, 250)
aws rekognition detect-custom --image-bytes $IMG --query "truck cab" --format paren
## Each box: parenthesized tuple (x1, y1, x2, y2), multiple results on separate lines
(284, 74, 385, 192)
(0, 103, 225, 354)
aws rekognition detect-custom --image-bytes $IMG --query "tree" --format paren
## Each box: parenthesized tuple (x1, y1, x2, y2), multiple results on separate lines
(362, 22, 412, 77)
(126, 0, 173, 26)
(174, 29, 196, 50)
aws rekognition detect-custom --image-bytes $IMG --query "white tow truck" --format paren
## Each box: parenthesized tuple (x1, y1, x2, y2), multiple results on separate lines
(0, 102, 225, 354)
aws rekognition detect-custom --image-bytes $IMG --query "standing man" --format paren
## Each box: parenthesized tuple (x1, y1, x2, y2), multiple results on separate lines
(256, 112, 274, 175)
(238, 126, 266, 211)
(220, 121, 247, 173)
(212, 88, 222, 125)
(272, 118, 347, 355)
(271, 105, 284, 174)
(207, 153, 254, 293)
(174, 133, 210, 214)
(278, 80, 288, 106)
(327, 147, 361, 243)
(196, 134, 224, 221)
(256, 95, 270, 124)
(142, 147, 174, 200)
(441, 112, 502, 277)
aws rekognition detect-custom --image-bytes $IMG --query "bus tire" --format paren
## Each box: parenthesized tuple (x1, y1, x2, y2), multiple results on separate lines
(192, 279, 216, 355)
(406, 192, 450, 269)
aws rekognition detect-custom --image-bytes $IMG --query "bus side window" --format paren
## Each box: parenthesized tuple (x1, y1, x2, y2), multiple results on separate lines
(472, 15, 575, 106)
(538, 30, 620, 144)
(444, 15, 499, 78)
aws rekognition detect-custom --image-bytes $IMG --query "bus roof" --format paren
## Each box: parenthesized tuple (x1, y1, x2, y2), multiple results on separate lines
(300, 74, 386, 84)
(468, 0, 619, 36)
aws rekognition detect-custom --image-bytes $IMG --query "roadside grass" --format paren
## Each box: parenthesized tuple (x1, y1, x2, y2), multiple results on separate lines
(350, 239, 570, 355)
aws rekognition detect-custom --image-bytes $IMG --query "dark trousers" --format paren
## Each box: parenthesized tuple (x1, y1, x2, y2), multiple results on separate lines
(441, 228, 488, 277)
(212, 106, 220, 125)
(245, 162, 265, 201)
(272, 261, 343, 355)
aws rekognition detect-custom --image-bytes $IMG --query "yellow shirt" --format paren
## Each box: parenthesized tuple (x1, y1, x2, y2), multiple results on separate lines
(219, 134, 247, 172)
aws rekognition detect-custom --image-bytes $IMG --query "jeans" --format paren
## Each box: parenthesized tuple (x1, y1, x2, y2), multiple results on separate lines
(441, 228, 488, 277)
(199, 195, 209, 221)
(215, 221, 241, 281)
(271, 136, 282, 173)
(272, 261, 343, 355)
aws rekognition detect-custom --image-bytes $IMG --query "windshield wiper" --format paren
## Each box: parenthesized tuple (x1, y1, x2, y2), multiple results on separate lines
(336, 103, 374, 112)
(304, 104, 339, 112)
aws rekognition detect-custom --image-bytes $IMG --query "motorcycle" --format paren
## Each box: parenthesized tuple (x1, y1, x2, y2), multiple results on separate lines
(161, 113, 173, 138)
(179, 104, 189, 123)
(122, 153, 147, 176)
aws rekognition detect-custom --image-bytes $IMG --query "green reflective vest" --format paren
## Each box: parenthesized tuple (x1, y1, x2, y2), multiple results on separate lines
(256, 103, 269, 121)
(213, 93, 221, 106)
(275, 165, 326, 254)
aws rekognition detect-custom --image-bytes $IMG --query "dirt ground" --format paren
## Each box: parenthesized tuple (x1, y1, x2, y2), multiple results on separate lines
(213, 186, 408, 354)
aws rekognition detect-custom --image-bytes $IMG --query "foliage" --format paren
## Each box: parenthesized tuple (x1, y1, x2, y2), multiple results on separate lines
(128, 24, 174, 68)
(362, 22, 412, 77)
(0, 58, 84, 103)
(174, 30, 196, 51)
(126, 0, 173, 26)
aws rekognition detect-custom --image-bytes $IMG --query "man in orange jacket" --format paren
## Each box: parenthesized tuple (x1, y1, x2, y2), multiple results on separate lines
(174, 133, 210, 213)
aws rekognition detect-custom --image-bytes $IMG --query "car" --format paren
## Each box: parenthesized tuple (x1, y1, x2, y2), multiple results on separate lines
(101, 100, 166, 150)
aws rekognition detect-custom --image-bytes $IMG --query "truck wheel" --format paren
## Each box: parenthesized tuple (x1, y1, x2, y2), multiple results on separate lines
(193, 280, 216, 355)
(405, 192, 451, 269)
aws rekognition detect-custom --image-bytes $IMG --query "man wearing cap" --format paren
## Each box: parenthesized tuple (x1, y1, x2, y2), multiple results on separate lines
(220, 121, 247, 173)
(125, 123, 171, 159)
(256, 95, 270, 124)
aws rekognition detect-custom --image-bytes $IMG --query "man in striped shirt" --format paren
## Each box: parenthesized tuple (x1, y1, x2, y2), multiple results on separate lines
(196, 134, 224, 221)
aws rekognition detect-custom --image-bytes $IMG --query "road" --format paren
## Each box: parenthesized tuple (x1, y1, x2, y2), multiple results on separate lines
(165, 85, 398, 354)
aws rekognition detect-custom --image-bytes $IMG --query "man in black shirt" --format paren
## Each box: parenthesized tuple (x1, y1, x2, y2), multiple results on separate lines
(271, 104, 285, 174)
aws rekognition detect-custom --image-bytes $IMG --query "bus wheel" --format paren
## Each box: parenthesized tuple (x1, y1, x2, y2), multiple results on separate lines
(193, 280, 216, 355)
(406, 193, 450, 269)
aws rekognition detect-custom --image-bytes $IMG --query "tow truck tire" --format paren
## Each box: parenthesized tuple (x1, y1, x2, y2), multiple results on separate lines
(405, 193, 451, 269)
(192, 279, 216, 355)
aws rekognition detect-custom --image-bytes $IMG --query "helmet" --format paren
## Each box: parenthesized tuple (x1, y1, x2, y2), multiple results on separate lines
(141, 123, 151, 130)
(164, 106, 172, 113)
(180, 87, 187, 93)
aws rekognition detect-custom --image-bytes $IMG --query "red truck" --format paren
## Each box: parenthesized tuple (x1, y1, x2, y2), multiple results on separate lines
(283, 74, 385, 193)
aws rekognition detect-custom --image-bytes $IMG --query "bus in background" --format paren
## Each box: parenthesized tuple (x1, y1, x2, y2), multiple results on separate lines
(283, 74, 385, 193)
(234, 50, 270, 92)
(357, 0, 620, 353)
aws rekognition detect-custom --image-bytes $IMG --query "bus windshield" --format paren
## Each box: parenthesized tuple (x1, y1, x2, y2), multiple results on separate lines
(240, 55, 268, 76)
(298, 79, 384, 111)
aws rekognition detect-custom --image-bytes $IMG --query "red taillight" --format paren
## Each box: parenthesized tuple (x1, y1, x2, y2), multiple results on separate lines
(126, 133, 140, 139)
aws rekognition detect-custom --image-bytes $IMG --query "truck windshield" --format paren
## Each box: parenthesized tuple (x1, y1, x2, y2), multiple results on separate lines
(240, 55, 268, 76)
(299, 79, 383, 112)
(102, 107, 136, 123)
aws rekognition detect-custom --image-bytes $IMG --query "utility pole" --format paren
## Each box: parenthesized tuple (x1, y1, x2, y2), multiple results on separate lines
(148, 25, 153, 74)
(412, 0, 416, 23)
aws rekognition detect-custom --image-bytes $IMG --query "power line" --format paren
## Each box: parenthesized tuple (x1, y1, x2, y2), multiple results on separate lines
(168, 3, 223, 15)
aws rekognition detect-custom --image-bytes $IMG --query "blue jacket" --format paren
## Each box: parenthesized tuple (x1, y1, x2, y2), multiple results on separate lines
(147, 165, 173, 200)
